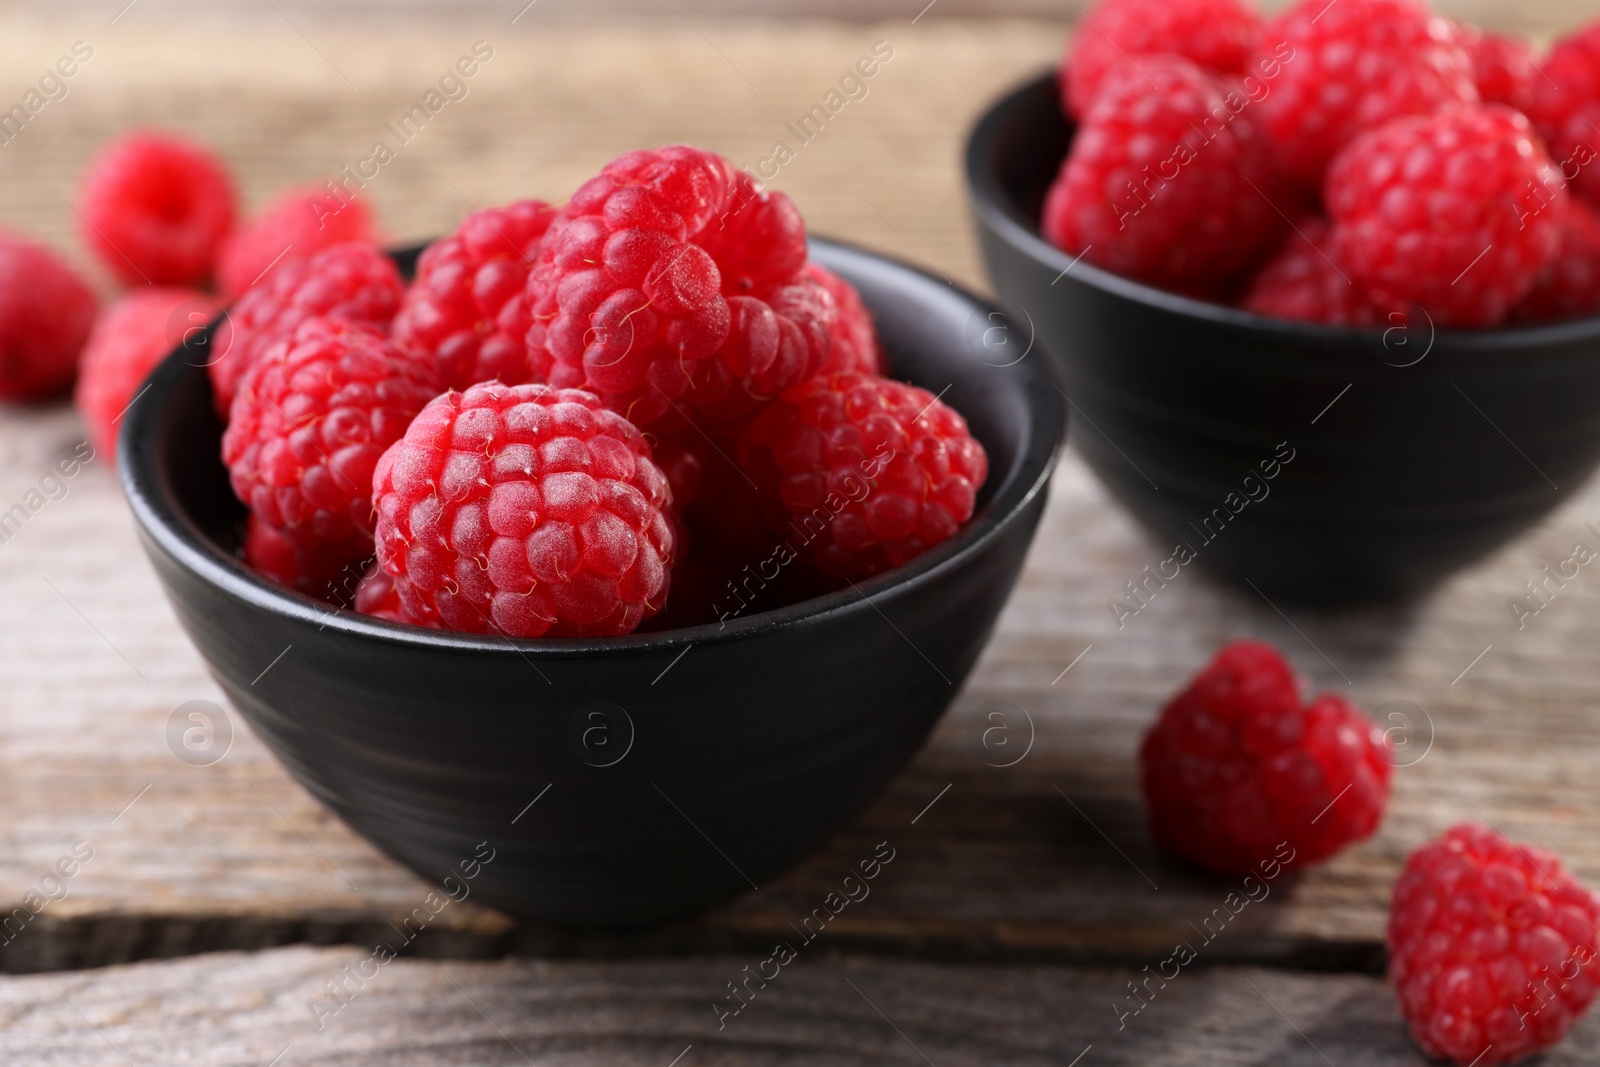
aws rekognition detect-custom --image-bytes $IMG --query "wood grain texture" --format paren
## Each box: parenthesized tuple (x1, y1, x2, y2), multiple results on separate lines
(0, 12, 1598, 983)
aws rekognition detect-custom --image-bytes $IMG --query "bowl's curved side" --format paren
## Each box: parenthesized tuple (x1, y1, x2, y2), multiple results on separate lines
(967, 73, 1600, 604)
(121, 239, 1062, 926)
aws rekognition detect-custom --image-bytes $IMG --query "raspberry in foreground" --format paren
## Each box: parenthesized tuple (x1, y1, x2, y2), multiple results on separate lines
(1060, 0, 1260, 118)
(75, 288, 218, 463)
(736, 371, 988, 581)
(523, 146, 835, 430)
(1514, 199, 1600, 323)
(371, 382, 675, 637)
(1139, 640, 1392, 877)
(77, 130, 237, 287)
(209, 241, 404, 413)
(1242, 219, 1384, 326)
(224, 317, 441, 597)
(1251, 0, 1478, 186)
(1389, 824, 1600, 1066)
(393, 199, 558, 391)
(1527, 24, 1600, 207)
(215, 184, 379, 299)
(0, 231, 98, 401)
(1327, 105, 1566, 328)
(1042, 57, 1289, 290)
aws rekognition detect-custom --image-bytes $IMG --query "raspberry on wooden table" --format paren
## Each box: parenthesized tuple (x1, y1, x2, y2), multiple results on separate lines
(77, 130, 237, 287)
(224, 317, 441, 598)
(1326, 104, 1566, 327)
(1060, 0, 1261, 119)
(209, 241, 404, 413)
(1515, 198, 1600, 322)
(1242, 219, 1384, 326)
(1251, 0, 1478, 186)
(371, 382, 676, 638)
(735, 370, 988, 582)
(75, 287, 218, 463)
(1527, 23, 1600, 207)
(0, 231, 98, 401)
(1389, 824, 1600, 1066)
(1139, 641, 1392, 877)
(215, 184, 379, 300)
(392, 199, 558, 391)
(1042, 56, 1290, 290)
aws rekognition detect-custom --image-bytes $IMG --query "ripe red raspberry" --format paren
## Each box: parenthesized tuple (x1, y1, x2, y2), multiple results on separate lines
(371, 382, 675, 638)
(1242, 219, 1384, 325)
(0, 231, 97, 401)
(1526, 24, 1600, 207)
(1060, 0, 1261, 119)
(392, 199, 558, 391)
(224, 318, 440, 597)
(1389, 824, 1600, 1066)
(523, 146, 834, 430)
(1456, 23, 1538, 112)
(1515, 199, 1600, 322)
(1327, 105, 1566, 327)
(804, 262, 884, 375)
(75, 288, 218, 463)
(209, 241, 404, 414)
(1139, 640, 1392, 877)
(1042, 57, 1290, 289)
(1252, 0, 1477, 186)
(78, 130, 237, 287)
(736, 371, 988, 582)
(353, 563, 426, 625)
(216, 185, 379, 300)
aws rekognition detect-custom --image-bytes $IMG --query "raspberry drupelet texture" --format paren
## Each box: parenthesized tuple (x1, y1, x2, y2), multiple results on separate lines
(215, 185, 379, 300)
(224, 317, 441, 597)
(392, 199, 559, 391)
(1456, 22, 1538, 112)
(523, 146, 836, 431)
(75, 288, 218, 463)
(1515, 198, 1600, 322)
(371, 382, 676, 638)
(1041, 57, 1289, 290)
(0, 231, 98, 401)
(1060, 0, 1261, 119)
(1139, 641, 1392, 877)
(1326, 105, 1566, 327)
(736, 371, 988, 582)
(1389, 824, 1600, 1066)
(803, 261, 884, 375)
(354, 563, 421, 624)
(1251, 0, 1478, 186)
(1527, 24, 1600, 207)
(77, 130, 237, 287)
(209, 241, 404, 414)
(1243, 219, 1384, 325)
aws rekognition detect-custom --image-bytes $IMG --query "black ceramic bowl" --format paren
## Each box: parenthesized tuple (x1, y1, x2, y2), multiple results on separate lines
(968, 72, 1600, 605)
(120, 238, 1062, 928)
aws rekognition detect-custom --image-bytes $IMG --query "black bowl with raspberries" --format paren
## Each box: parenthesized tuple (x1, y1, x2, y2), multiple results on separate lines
(967, 0, 1600, 604)
(119, 145, 1062, 926)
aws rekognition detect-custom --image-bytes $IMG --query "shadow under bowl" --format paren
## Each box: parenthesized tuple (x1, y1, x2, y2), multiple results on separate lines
(119, 237, 1064, 928)
(966, 72, 1600, 605)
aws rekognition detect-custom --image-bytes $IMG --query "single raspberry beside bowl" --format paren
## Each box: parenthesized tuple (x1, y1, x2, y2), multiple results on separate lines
(77, 130, 237, 287)
(1061, 0, 1261, 119)
(1251, 0, 1478, 186)
(209, 241, 404, 414)
(392, 199, 558, 391)
(1527, 23, 1600, 207)
(736, 371, 988, 582)
(1327, 105, 1567, 327)
(1390, 824, 1600, 1066)
(371, 382, 675, 638)
(0, 231, 98, 401)
(216, 184, 379, 299)
(1515, 198, 1600, 322)
(1242, 219, 1385, 326)
(224, 317, 441, 597)
(75, 287, 218, 463)
(1042, 56, 1290, 290)
(1139, 640, 1392, 877)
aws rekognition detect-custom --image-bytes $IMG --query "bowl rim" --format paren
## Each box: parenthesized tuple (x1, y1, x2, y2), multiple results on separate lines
(964, 69, 1600, 355)
(120, 236, 1064, 659)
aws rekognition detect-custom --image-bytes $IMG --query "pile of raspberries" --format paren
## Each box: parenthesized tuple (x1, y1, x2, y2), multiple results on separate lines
(1048, 0, 1600, 327)
(16, 134, 987, 638)
(1144, 640, 1600, 1066)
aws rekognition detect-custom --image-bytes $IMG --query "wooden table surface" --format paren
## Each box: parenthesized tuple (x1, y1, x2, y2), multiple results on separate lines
(3, 5, 1599, 1064)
